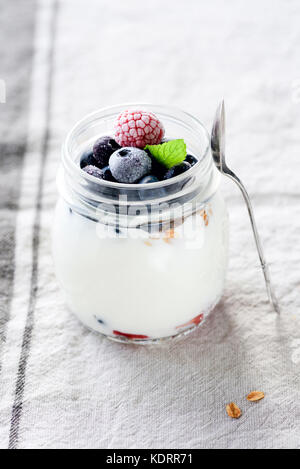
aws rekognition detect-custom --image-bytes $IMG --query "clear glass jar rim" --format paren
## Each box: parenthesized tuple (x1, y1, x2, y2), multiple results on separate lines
(62, 102, 211, 190)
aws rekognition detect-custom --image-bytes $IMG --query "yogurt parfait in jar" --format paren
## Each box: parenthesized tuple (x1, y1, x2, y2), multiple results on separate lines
(52, 104, 229, 343)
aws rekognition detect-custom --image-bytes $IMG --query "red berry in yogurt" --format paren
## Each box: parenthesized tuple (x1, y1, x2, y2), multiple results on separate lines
(176, 313, 204, 330)
(113, 330, 149, 340)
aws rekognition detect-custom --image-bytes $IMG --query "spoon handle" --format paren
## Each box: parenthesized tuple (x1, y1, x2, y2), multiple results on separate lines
(224, 167, 280, 314)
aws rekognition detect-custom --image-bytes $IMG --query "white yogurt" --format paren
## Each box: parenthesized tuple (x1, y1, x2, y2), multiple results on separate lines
(52, 191, 229, 340)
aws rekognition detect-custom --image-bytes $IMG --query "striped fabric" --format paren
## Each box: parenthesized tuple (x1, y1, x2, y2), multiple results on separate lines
(0, 0, 300, 449)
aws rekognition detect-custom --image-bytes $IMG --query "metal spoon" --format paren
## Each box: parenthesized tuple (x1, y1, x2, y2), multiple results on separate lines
(211, 100, 280, 314)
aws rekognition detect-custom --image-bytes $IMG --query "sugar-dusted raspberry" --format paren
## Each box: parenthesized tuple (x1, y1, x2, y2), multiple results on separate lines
(114, 109, 165, 148)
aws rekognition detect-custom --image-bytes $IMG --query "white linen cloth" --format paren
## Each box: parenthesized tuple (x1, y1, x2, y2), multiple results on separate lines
(0, 0, 299, 449)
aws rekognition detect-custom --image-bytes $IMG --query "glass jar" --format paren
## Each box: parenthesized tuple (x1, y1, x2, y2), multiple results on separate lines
(52, 104, 229, 344)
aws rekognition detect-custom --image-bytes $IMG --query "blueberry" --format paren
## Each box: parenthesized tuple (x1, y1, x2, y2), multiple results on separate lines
(93, 136, 120, 168)
(151, 157, 167, 180)
(164, 161, 191, 180)
(80, 149, 97, 168)
(139, 175, 159, 184)
(138, 175, 166, 201)
(83, 165, 104, 179)
(185, 154, 198, 166)
(144, 150, 166, 180)
(101, 165, 116, 182)
(109, 147, 152, 183)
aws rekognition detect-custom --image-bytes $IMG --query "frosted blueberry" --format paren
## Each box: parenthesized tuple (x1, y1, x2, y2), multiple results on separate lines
(163, 161, 191, 180)
(93, 136, 120, 168)
(101, 165, 116, 182)
(185, 154, 198, 166)
(145, 150, 166, 180)
(80, 149, 98, 168)
(109, 147, 152, 183)
(83, 165, 104, 179)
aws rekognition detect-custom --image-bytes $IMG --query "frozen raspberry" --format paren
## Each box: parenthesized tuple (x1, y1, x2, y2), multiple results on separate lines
(114, 110, 165, 148)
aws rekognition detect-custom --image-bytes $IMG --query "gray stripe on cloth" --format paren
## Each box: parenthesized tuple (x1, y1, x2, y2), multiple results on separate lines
(8, 0, 59, 450)
(0, 0, 37, 373)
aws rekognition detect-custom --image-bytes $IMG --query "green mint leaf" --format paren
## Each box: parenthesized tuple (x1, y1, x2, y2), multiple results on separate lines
(145, 139, 187, 169)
